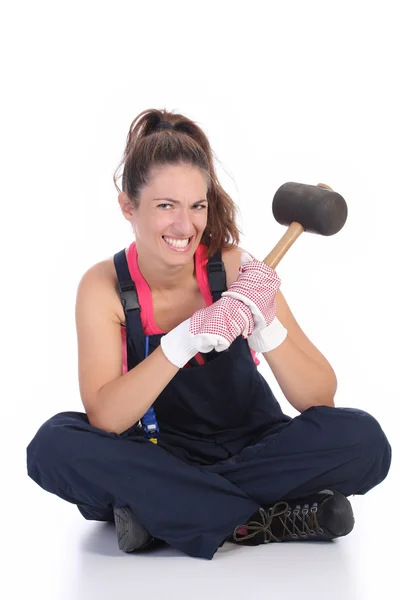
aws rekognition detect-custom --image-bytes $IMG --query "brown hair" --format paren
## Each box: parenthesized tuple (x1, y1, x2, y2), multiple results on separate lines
(113, 108, 242, 257)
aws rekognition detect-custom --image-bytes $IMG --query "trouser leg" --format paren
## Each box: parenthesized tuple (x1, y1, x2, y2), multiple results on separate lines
(202, 406, 392, 506)
(76, 503, 114, 522)
(26, 411, 260, 560)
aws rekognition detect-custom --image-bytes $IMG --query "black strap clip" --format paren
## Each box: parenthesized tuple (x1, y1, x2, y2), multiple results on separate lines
(207, 260, 227, 295)
(119, 280, 140, 311)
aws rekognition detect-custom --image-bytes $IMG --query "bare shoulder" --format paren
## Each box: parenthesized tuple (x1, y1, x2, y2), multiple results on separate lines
(75, 256, 128, 418)
(221, 245, 247, 287)
(76, 256, 125, 325)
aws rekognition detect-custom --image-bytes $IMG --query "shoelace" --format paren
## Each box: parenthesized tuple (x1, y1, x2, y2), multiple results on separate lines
(233, 500, 324, 543)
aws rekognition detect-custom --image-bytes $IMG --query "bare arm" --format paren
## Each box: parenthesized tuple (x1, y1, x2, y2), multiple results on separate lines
(222, 246, 337, 413)
(94, 346, 178, 434)
(75, 263, 179, 435)
(259, 289, 337, 412)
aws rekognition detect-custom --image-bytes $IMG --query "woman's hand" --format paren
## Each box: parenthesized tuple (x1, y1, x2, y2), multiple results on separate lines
(160, 295, 255, 368)
(222, 252, 281, 327)
(189, 295, 255, 352)
(222, 253, 287, 353)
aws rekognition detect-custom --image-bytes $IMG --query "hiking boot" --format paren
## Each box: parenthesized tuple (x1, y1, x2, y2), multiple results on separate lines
(113, 506, 155, 552)
(230, 489, 355, 545)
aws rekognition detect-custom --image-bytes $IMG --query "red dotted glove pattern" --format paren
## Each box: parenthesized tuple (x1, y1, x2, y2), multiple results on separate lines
(222, 254, 281, 327)
(189, 295, 255, 348)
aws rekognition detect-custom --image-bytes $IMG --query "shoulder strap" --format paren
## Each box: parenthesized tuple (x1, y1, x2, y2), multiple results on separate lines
(206, 249, 227, 301)
(113, 249, 145, 369)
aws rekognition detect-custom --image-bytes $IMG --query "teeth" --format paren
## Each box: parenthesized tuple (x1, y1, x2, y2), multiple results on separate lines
(164, 237, 190, 248)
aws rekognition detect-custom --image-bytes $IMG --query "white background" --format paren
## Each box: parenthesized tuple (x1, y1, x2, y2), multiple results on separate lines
(1, 1, 398, 599)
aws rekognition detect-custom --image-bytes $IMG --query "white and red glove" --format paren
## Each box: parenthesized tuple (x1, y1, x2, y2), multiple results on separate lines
(222, 252, 288, 353)
(160, 296, 255, 368)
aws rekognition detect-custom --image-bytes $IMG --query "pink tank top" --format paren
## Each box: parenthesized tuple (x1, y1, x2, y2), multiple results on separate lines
(120, 241, 260, 373)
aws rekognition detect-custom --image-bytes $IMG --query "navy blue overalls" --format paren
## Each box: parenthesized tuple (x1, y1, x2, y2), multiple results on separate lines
(26, 248, 392, 560)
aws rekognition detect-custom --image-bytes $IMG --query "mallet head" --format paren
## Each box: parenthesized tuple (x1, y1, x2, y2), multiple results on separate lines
(272, 182, 348, 236)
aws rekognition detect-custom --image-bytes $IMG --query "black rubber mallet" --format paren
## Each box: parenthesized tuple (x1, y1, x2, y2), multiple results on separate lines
(264, 182, 348, 268)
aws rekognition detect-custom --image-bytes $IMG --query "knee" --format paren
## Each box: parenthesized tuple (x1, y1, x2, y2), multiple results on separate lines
(308, 405, 387, 444)
(338, 407, 392, 491)
(355, 409, 392, 483)
(312, 405, 392, 480)
(335, 407, 390, 450)
(26, 411, 85, 483)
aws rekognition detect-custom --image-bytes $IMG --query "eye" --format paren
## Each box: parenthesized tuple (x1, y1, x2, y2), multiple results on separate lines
(157, 203, 207, 210)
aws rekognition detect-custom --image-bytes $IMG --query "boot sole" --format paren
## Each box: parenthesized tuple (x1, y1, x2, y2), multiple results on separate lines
(113, 507, 154, 552)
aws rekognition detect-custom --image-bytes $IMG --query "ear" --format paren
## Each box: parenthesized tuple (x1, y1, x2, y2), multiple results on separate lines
(118, 192, 136, 221)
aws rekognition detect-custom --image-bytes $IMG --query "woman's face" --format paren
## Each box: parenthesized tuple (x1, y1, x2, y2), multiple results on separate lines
(121, 163, 209, 261)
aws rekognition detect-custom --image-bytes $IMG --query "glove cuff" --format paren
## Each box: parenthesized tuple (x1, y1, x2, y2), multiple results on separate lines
(248, 316, 288, 353)
(160, 319, 198, 369)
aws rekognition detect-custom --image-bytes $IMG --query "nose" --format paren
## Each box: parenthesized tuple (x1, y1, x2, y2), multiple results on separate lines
(173, 207, 196, 236)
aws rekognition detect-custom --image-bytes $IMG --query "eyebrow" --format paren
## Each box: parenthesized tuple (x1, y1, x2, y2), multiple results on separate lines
(152, 198, 208, 204)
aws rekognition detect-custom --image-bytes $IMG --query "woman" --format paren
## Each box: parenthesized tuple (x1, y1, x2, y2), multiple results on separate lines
(26, 109, 391, 560)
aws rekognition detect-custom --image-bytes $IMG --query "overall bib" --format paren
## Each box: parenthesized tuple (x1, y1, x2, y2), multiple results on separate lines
(26, 248, 392, 560)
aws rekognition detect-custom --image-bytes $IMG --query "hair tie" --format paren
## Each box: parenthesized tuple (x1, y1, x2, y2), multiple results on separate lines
(156, 121, 174, 130)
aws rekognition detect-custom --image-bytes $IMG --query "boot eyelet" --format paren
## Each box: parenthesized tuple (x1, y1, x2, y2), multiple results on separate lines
(317, 527, 324, 534)
(292, 534, 298, 539)
(310, 530, 316, 535)
(300, 532, 307, 538)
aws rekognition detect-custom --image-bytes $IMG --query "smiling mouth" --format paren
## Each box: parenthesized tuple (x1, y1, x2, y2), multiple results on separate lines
(162, 235, 193, 247)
